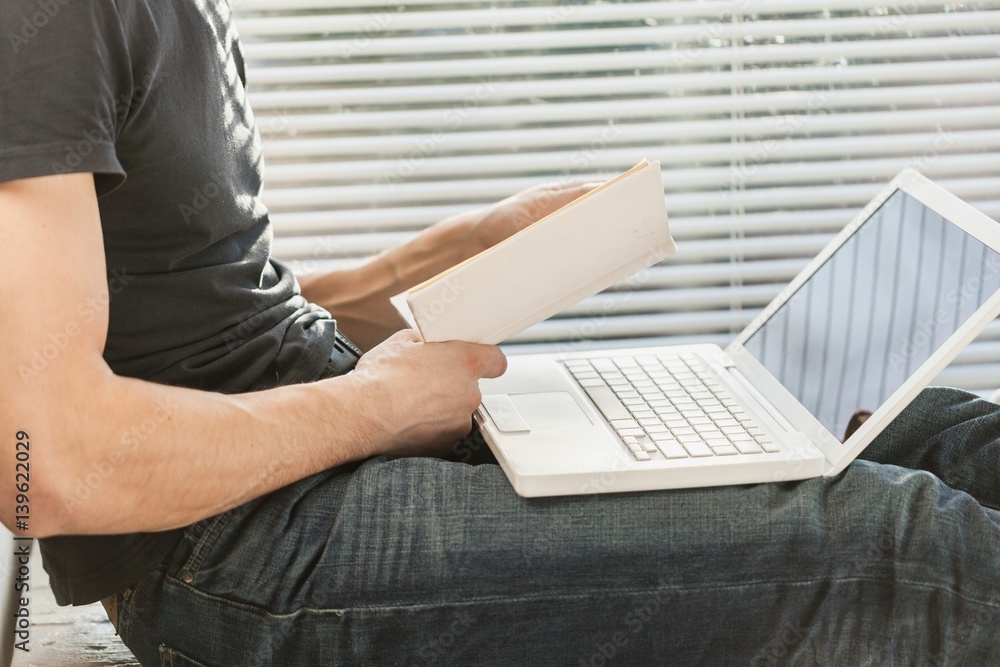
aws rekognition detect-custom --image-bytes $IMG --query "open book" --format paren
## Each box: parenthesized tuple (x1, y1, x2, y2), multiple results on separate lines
(396, 160, 676, 345)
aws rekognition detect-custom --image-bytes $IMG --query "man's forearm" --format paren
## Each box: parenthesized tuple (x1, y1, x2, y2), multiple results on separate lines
(30, 364, 381, 537)
(298, 212, 483, 349)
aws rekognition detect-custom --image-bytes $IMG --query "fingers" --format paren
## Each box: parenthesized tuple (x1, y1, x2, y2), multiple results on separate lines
(469, 344, 507, 379)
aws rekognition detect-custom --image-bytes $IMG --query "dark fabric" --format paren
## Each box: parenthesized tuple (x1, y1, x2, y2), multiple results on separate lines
(1, 1, 339, 605)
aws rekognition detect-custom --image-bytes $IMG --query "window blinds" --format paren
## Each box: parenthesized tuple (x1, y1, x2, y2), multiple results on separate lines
(232, 0, 1000, 394)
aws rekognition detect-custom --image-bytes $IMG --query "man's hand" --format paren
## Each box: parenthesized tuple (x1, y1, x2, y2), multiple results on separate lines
(349, 330, 507, 456)
(298, 179, 603, 351)
(469, 179, 604, 252)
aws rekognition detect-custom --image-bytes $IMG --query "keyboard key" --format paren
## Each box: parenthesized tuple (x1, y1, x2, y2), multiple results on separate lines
(632, 450, 651, 461)
(610, 419, 639, 430)
(577, 378, 607, 388)
(632, 410, 656, 420)
(672, 427, 697, 437)
(572, 370, 600, 380)
(758, 440, 780, 453)
(622, 397, 646, 407)
(715, 419, 739, 428)
(693, 423, 718, 434)
(638, 418, 662, 428)
(592, 358, 617, 372)
(656, 439, 689, 459)
(637, 436, 658, 453)
(677, 434, 703, 444)
(734, 441, 764, 454)
(615, 390, 640, 400)
(614, 357, 638, 369)
(683, 442, 714, 457)
(705, 438, 730, 448)
(584, 386, 633, 421)
(722, 426, 747, 436)
(618, 428, 645, 437)
(644, 424, 669, 434)
(712, 445, 739, 456)
(728, 433, 754, 442)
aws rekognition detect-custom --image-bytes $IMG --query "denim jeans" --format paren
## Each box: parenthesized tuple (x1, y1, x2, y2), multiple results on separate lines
(112, 387, 1000, 666)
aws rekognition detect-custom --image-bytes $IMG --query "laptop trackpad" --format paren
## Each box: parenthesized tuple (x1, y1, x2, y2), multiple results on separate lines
(483, 393, 592, 433)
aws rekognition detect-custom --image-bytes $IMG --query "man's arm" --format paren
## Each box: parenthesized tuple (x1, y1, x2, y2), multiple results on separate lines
(299, 180, 601, 350)
(0, 173, 505, 538)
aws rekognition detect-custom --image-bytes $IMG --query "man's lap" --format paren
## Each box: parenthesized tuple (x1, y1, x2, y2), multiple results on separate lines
(118, 387, 1000, 665)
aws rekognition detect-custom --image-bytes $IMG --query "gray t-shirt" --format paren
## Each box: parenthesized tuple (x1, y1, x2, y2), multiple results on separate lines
(1, 0, 338, 604)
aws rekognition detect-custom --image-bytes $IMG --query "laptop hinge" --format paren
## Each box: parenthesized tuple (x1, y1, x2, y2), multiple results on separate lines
(726, 367, 797, 433)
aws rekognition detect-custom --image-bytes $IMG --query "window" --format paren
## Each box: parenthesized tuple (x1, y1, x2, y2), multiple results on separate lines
(234, 0, 1000, 394)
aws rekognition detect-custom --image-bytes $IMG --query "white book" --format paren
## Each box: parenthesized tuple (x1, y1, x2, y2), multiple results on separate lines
(398, 160, 676, 345)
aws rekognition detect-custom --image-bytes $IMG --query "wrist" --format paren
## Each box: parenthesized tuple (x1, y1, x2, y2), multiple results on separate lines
(379, 211, 483, 292)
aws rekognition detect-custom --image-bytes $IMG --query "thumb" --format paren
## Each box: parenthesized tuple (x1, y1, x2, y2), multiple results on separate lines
(469, 344, 508, 379)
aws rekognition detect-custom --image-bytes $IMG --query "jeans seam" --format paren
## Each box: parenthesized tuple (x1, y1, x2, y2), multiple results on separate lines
(161, 572, 1000, 621)
(179, 510, 233, 577)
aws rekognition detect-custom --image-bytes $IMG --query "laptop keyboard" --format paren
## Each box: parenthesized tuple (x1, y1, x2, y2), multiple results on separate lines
(564, 353, 778, 462)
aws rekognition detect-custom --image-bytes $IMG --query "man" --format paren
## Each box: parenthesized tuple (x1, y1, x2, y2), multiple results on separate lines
(1, 2, 998, 665)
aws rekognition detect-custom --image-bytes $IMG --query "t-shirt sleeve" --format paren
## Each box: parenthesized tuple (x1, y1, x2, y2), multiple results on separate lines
(0, 0, 131, 195)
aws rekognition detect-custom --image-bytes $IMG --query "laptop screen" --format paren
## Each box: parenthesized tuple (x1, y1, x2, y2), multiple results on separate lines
(743, 189, 1000, 441)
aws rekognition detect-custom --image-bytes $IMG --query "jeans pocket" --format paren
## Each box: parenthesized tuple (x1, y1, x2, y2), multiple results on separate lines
(159, 644, 212, 667)
(115, 572, 148, 645)
(172, 508, 237, 586)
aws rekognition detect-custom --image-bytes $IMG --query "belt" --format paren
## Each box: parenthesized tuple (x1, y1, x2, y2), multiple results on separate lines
(323, 329, 363, 378)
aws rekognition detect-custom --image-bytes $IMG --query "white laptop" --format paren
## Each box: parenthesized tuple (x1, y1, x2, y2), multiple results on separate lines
(475, 169, 1000, 497)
